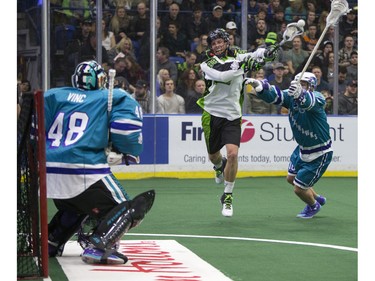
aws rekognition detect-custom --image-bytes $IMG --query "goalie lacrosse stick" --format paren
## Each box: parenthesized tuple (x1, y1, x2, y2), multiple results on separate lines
(106, 69, 116, 161)
(107, 69, 116, 112)
(298, 0, 350, 82)
(105, 69, 141, 166)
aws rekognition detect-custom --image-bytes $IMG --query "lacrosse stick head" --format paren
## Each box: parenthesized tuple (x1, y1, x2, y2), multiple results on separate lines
(280, 21, 304, 45)
(326, 0, 351, 27)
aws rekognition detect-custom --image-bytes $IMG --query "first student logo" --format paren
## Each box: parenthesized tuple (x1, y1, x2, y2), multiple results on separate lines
(241, 119, 255, 143)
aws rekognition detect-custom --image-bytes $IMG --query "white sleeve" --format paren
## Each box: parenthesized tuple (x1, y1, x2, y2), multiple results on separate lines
(237, 48, 266, 62)
(200, 61, 244, 82)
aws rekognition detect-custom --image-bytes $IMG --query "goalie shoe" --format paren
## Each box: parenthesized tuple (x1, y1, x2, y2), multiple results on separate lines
(81, 247, 128, 265)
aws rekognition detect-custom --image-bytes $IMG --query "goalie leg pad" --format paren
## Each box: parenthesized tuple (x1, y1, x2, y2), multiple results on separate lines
(89, 189, 156, 250)
(89, 201, 132, 250)
(129, 189, 155, 228)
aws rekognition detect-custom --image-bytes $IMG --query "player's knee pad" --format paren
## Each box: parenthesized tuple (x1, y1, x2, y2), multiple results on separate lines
(48, 210, 86, 257)
(89, 189, 155, 250)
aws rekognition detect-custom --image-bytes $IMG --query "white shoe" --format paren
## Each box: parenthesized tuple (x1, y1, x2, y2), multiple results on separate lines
(220, 193, 233, 217)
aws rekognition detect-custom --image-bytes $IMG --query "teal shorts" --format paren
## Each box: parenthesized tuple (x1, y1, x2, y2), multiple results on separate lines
(288, 146, 333, 189)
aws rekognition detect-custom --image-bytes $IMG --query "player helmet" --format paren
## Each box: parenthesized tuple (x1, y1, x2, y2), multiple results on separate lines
(207, 28, 230, 46)
(294, 72, 317, 90)
(71, 60, 107, 90)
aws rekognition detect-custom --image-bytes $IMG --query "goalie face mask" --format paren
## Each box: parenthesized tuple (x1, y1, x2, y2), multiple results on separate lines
(72, 60, 107, 90)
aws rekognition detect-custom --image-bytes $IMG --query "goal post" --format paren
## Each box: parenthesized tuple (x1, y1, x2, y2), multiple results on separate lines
(17, 90, 48, 279)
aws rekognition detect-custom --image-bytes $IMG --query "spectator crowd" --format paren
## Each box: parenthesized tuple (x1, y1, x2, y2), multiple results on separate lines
(47, 0, 358, 115)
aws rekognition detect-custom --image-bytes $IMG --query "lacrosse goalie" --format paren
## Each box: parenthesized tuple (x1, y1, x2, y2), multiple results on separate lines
(45, 60, 155, 264)
(245, 73, 333, 219)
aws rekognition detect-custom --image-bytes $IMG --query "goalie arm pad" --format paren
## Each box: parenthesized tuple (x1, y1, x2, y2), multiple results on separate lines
(109, 92, 143, 156)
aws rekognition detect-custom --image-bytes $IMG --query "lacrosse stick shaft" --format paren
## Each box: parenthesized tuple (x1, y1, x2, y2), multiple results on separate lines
(298, 0, 350, 82)
(108, 69, 116, 112)
(107, 69, 116, 151)
(297, 25, 329, 82)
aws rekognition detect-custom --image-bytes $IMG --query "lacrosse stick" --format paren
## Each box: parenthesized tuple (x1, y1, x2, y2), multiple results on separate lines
(107, 69, 116, 112)
(298, 0, 350, 82)
(265, 20, 305, 58)
(278, 20, 305, 48)
(106, 68, 116, 162)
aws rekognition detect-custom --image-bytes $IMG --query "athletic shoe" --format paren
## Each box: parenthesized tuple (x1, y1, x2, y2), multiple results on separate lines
(316, 195, 326, 206)
(296, 202, 321, 219)
(81, 247, 128, 265)
(213, 157, 227, 184)
(220, 193, 233, 217)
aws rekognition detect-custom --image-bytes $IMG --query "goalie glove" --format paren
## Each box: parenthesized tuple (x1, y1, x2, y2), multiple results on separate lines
(288, 81, 304, 101)
(107, 151, 124, 166)
(106, 151, 140, 166)
(123, 154, 140, 165)
(245, 78, 270, 92)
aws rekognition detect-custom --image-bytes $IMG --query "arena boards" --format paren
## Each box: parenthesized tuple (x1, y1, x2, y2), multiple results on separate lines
(57, 240, 233, 281)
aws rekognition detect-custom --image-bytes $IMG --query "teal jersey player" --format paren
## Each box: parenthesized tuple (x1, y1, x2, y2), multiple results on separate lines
(246, 72, 333, 219)
(45, 84, 143, 199)
(45, 61, 154, 265)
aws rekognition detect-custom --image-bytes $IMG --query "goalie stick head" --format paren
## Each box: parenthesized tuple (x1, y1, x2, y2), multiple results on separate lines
(72, 60, 107, 90)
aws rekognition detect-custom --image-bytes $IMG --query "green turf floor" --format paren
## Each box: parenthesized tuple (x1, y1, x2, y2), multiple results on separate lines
(47, 177, 358, 281)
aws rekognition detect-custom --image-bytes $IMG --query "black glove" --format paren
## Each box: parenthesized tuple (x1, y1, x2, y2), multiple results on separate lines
(264, 45, 279, 62)
(243, 58, 262, 73)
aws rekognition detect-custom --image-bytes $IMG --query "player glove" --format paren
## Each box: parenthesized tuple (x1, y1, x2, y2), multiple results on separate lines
(264, 45, 279, 62)
(245, 78, 269, 92)
(288, 81, 304, 101)
(243, 58, 262, 73)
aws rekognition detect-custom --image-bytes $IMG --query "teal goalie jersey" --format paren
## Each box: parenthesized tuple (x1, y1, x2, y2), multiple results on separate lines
(44, 87, 143, 199)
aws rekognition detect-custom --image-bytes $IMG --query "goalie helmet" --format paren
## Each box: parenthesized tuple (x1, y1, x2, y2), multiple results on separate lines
(207, 28, 230, 46)
(71, 60, 107, 90)
(294, 72, 317, 90)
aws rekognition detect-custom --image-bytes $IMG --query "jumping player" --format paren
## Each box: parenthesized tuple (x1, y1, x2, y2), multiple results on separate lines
(245, 72, 332, 218)
(198, 28, 277, 217)
(45, 60, 155, 264)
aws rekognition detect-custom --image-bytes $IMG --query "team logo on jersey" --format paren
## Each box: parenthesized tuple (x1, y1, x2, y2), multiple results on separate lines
(241, 119, 255, 143)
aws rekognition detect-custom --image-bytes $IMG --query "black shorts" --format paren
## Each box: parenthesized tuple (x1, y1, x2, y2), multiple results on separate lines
(202, 112, 241, 154)
(53, 174, 130, 218)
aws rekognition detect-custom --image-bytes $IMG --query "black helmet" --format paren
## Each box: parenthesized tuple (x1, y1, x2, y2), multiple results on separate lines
(71, 60, 107, 90)
(207, 28, 230, 46)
